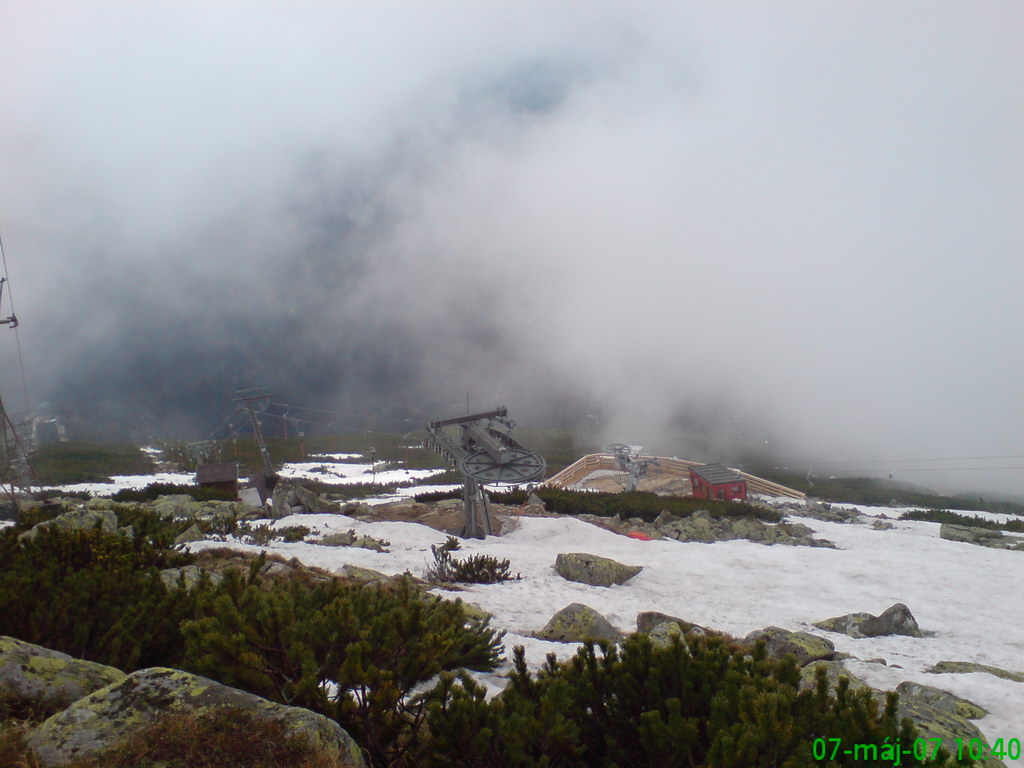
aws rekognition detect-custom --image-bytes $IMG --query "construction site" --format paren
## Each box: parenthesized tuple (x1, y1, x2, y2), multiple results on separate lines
(543, 451, 805, 500)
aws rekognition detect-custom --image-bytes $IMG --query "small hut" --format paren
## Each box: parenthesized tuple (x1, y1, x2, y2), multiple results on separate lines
(196, 461, 239, 497)
(689, 463, 747, 501)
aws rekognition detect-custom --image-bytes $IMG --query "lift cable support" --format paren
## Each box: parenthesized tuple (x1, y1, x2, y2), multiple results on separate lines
(425, 407, 545, 539)
(232, 388, 279, 502)
(0, 268, 34, 507)
(606, 443, 659, 493)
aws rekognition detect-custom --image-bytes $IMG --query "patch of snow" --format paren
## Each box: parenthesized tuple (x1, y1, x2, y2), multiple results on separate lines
(43, 472, 197, 496)
(187, 504, 1024, 753)
(0, 520, 13, 529)
(277, 461, 444, 486)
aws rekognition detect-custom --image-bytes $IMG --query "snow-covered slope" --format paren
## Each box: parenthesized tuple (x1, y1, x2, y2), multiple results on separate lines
(189, 501, 1024, 756)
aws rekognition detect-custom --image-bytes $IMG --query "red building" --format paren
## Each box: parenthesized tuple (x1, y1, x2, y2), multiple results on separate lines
(689, 463, 747, 501)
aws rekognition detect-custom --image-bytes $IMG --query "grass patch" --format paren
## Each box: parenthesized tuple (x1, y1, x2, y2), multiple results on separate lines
(30, 442, 155, 485)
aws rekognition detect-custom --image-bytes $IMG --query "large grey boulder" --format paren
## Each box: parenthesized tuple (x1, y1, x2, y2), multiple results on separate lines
(554, 553, 642, 587)
(744, 627, 835, 666)
(925, 660, 1024, 682)
(293, 484, 342, 514)
(534, 603, 623, 643)
(895, 681, 986, 720)
(0, 636, 125, 716)
(26, 667, 366, 768)
(813, 602, 922, 638)
(150, 494, 204, 520)
(19, 508, 118, 541)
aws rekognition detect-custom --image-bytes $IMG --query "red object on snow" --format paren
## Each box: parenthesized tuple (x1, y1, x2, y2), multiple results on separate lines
(627, 531, 653, 541)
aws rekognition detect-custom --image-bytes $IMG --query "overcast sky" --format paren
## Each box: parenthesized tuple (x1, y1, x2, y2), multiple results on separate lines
(1, 2, 1021, 495)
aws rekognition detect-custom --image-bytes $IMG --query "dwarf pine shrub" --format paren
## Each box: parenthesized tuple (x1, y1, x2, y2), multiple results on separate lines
(422, 635, 967, 768)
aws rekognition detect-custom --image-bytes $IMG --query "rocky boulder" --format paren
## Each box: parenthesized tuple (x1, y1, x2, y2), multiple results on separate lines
(939, 524, 1022, 551)
(554, 553, 642, 587)
(896, 697, 1005, 768)
(26, 667, 366, 768)
(652, 510, 832, 547)
(895, 682, 986, 720)
(19, 508, 118, 541)
(925, 660, 1024, 682)
(159, 565, 223, 591)
(744, 627, 835, 666)
(813, 602, 922, 638)
(534, 603, 623, 643)
(0, 636, 125, 717)
(635, 611, 724, 638)
(293, 484, 342, 514)
(150, 494, 205, 520)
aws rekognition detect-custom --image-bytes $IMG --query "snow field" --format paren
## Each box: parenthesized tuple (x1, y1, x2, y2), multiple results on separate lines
(189, 506, 1024, 756)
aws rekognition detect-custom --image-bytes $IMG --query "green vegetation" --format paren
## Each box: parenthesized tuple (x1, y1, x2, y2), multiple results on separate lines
(0, 524, 195, 670)
(416, 487, 783, 524)
(899, 508, 1024, 532)
(112, 482, 237, 503)
(0, 504, 977, 767)
(423, 639, 964, 768)
(30, 442, 155, 485)
(746, 468, 1024, 516)
(424, 537, 521, 585)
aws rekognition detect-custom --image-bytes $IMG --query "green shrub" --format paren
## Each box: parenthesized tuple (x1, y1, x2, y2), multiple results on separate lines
(415, 488, 782, 524)
(423, 636, 966, 768)
(424, 538, 520, 585)
(900, 508, 1024, 532)
(0, 526, 198, 670)
(182, 573, 504, 768)
(112, 482, 237, 503)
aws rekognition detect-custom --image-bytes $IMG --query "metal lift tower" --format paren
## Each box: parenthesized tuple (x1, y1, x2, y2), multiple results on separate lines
(425, 407, 545, 538)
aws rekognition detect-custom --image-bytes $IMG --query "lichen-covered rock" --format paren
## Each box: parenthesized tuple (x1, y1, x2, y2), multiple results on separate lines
(534, 603, 623, 643)
(744, 627, 835, 666)
(0, 636, 125, 716)
(173, 524, 205, 546)
(319, 530, 357, 547)
(813, 602, 922, 638)
(150, 494, 204, 520)
(293, 484, 341, 514)
(353, 535, 389, 552)
(925, 661, 1024, 682)
(19, 508, 118, 541)
(896, 697, 1006, 768)
(338, 564, 388, 583)
(25, 667, 366, 768)
(798, 660, 872, 694)
(895, 681, 987, 719)
(159, 565, 222, 591)
(635, 611, 721, 637)
(648, 622, 686, 648)
(554, 553, 642, 587)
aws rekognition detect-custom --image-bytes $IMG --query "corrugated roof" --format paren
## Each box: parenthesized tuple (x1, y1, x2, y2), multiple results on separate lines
(196, 462, 238, 484)
(690, 463, 744, 486)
